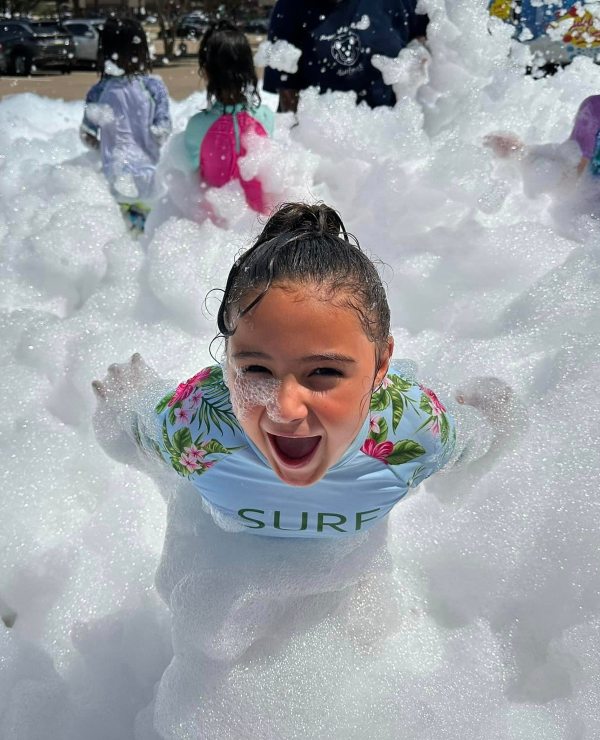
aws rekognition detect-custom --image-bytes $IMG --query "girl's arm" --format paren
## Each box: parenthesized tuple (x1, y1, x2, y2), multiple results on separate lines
(80, 81, 104, 147)
(448, 376, 527, 477)
(484, 131, 586, 192)
(483, 95, 600, 180)
(92, 354, 175, 474)
(146, 77, 173, 144)
(378, 367, 524, 489)
(93, 356, 241, 484)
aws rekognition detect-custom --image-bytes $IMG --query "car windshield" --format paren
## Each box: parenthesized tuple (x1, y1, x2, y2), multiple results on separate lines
(30, 22, 62, 33)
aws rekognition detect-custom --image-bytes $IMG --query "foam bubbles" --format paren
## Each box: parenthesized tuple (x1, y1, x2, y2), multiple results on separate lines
(1, 0, 600, 737)
(254, 40, 302, 74)
(224, 360, 284, 423)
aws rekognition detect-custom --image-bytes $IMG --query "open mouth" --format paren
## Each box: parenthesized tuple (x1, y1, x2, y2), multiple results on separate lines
(268, 434, 322, 468)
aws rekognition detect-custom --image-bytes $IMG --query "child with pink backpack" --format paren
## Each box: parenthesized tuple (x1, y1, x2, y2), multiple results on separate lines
(184, 21, 275, 213)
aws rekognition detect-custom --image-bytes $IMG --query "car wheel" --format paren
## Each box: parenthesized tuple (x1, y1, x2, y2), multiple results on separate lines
(61, 64, 72, 74)
(12, 52, 32, 76)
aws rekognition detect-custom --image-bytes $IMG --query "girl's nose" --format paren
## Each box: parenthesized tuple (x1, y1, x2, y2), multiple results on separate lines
(271, 376, 308, 423)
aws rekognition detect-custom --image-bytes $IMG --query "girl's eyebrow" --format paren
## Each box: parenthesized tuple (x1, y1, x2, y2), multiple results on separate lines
(232, 351, 356, 363)
(303, 353, 356, 363)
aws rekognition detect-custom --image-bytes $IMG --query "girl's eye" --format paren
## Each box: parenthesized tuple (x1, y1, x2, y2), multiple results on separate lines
(310, 367, 344, 377)
(308, 367, 343, 393)
(241, 365, 272, 375)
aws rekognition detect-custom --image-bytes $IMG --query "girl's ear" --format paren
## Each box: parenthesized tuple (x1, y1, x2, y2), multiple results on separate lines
(374, 336, 394, 389)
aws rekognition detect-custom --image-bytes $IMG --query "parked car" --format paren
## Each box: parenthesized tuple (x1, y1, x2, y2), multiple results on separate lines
(176, 13, 208, 39)
(0, 19, 73, 75)
(62, 19, 104, 66)
(489, 0, 600, 70)
(244, 18, 269, 35)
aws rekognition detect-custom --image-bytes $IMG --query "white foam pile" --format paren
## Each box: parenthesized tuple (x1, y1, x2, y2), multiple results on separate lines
(1, 0, 600, 737)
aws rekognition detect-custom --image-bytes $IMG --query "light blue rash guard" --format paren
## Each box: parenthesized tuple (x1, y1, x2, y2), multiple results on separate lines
(81, 74, 172, 203)
(135, 362, 456, 538)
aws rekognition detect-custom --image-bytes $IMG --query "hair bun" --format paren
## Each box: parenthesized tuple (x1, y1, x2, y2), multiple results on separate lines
(256, 202, 348, 246)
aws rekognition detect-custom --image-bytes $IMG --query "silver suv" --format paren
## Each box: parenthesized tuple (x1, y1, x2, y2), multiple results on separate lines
(62, 19, 104, 66)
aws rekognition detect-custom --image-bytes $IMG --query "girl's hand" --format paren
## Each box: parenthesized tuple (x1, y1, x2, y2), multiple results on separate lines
(483, 132, 524, 159)
(150, 123, 171, 146)
(453, 376, 527, 474)
(0, 593, 17, 628)
(80, 130, 100, 149)
(92, 353, 156, 402)
(92, 353, 162, 466)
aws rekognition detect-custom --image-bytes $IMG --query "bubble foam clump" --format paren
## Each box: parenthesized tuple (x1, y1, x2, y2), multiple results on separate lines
(2, 0, 600, 737)
(254, 40, 302, 74)
(224, 360, 284, 423)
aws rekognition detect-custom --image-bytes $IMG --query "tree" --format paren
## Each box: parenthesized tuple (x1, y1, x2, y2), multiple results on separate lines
(154, 0, 189, 59)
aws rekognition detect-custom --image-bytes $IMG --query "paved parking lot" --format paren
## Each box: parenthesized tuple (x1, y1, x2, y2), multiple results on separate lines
(0, 57, 205, 101)
(0, 33, 264, 102)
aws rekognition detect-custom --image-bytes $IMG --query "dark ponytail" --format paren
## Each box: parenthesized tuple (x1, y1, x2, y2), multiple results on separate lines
(217, 202, 391, 351)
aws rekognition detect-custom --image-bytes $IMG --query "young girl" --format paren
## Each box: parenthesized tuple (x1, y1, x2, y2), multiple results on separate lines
(183, 21, 275, 214)
(92, 201, 472, 536)
(92, 203, 505, 727)
(80, 17, 172, 232)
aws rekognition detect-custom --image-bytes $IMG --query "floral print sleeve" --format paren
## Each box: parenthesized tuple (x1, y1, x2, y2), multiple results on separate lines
(145, 365, 247, 479)
(360, 365, 456, 488)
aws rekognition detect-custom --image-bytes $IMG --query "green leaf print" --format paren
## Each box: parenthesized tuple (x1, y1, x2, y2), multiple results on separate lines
(170, 458, 187, 476)
(202, 439, 233, 455)
(388, 387, 405, 432)
(208, 366, 224, 384)
(162, 419, 176, 456)
(419, 393, 433, 415)
(172, 427, 193, 455)
(370, 388, 391, 412)
(369, 417, 388, 445)
(155, 393, 174, 415)
(132, 420, 142, 448)
(407, 464, 426, 487)
(391, 375, 413, 392)
(440, 413, 450, 445)
(149, 439, 165, 462)
(386, 439, 426, 465)
(196, 380, 240, 436)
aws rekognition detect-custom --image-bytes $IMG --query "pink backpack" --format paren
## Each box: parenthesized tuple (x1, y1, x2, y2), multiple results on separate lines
(200, 111, 269, 213)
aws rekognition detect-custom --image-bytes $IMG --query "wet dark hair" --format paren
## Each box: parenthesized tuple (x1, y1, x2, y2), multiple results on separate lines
(198, 21, 260, 107)
(99, 17, 151, 76)
(217, 202, 391, 354)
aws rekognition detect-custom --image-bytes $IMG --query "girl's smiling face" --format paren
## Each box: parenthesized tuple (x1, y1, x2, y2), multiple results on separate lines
(226, 283, 393, 486)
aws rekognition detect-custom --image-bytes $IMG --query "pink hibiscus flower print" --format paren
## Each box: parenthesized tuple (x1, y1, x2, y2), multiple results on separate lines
(420, 386, 446, 415)
(185, 389, 204, 411)
(168, 368, 212, 408)
(369, 415, 383, 434)
(180, 451, 200, 472)
(361, 438, 394, 464)
(183, 444, 206, 462)
(174, 407, 191, 425)
(380, 376, 392, 389)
